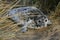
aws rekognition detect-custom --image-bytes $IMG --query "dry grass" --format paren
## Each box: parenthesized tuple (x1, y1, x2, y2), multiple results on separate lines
(0, 0, 60, 40)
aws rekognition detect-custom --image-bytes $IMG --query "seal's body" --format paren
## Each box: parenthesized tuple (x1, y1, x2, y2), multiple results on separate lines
(8, 7, 51, 32)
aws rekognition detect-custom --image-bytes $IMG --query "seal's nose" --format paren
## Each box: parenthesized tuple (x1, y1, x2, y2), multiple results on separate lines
(47, 20, 52, 26)
(48, 20, 52, 24)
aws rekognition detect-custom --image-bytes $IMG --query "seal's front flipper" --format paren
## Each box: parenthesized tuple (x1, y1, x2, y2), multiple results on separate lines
(20, 27, 28, 33)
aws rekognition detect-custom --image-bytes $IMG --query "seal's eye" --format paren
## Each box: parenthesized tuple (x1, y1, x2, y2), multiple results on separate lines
(45, 20, 47, 22)
(39, 20, 41, 22)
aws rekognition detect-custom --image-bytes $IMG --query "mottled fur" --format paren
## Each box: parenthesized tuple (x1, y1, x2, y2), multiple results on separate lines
(7, 7, 52, 32)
